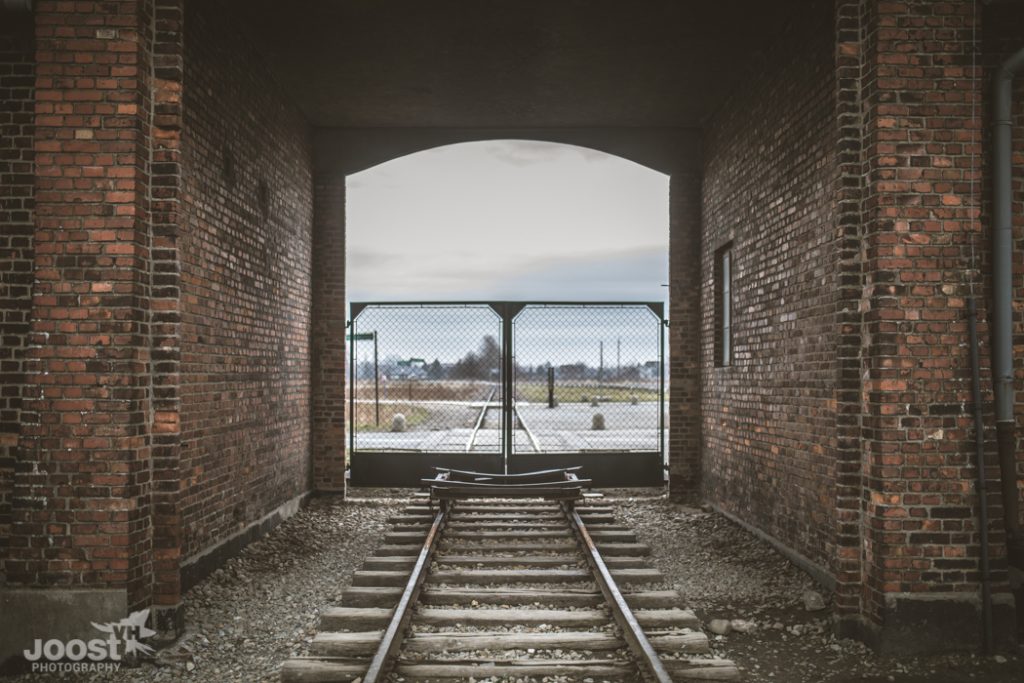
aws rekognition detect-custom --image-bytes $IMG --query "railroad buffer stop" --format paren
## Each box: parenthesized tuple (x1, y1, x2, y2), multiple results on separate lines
(2, 0, 1024, 671)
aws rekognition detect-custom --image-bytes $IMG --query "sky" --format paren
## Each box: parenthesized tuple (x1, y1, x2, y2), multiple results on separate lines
(345, 140, 670, 304)
(349, 303, 663, 367)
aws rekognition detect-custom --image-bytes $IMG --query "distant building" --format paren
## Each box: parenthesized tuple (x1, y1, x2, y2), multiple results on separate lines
(391, 358, 427, 380)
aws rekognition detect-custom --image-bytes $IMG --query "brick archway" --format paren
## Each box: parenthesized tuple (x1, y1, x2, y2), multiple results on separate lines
(2, 0, 1020, 659)
(309, 133, 704, 501)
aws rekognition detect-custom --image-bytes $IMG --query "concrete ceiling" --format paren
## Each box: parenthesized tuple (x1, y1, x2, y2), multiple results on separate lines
(225, 0, 805, 129)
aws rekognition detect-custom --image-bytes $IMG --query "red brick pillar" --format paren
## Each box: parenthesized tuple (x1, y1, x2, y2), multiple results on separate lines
(7, 0, 156, 627)
(311, 175, 347, 494)
(149, 0, 184, 637)
(848, 0, 1016, 651)
(0, 9, 36, 586)
(668, 168, 702, 499)
(832, 0, 868, 632)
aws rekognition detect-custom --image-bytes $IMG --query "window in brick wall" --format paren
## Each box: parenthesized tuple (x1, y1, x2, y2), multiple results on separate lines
(715, 244, 732, 367)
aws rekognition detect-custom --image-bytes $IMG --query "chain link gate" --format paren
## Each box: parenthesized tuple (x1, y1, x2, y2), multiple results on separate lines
(347, 302, 665, 487)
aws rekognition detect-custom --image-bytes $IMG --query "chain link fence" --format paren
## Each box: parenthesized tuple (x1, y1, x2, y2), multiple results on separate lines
(349, 302, 664, 461)
(349, 304, 504, 453)
(512, 304, 664, 454)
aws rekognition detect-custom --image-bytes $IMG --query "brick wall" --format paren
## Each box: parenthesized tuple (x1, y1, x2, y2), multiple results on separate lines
(852, 0, 1005, 641)
(700, 0, 838, 571)
(179, 1, 313, 561)
(668, 165, 703, 497)
(310, 176, 347, 494)
(10, 0, 157, 608)
(0, 13, 35, 582)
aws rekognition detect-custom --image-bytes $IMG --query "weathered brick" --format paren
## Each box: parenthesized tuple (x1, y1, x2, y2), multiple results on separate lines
(0, 13, 36, 573)
(8, 0, 156, 611)
(698, 0, 1018, 648)
(177, 0, 313, 561)
(700, 0, 838, 577)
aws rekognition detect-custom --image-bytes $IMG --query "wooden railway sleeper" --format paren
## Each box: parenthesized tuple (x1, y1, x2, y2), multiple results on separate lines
(282, 478, 741, 682)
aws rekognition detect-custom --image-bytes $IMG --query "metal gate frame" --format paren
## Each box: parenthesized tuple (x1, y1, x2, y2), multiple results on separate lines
(347, 301, 666, 487)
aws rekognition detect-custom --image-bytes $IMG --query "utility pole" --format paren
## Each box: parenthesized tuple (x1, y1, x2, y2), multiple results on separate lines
(373, 331, 379, 426)
(616, 337, 621, 380)
(547, 365, 555, 408)
(599, 341, 604, 384)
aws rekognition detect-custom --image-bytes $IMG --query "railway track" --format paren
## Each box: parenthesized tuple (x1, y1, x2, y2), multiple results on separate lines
(467, 390, 541, 454)
(465, 388, 498, 453)
(282, 471, 738, 682)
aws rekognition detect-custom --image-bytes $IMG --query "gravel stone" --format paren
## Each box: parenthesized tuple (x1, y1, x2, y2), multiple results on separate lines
(609, 491, 1024, 683)
(730, 619, 754, 633)
(708, 619, 732, 635)
(10, 489, 1024, 683)
(801, 589, 826, 612)
(7, 496, 403, 683)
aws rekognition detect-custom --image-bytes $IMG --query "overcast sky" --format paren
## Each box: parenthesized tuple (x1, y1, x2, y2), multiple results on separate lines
(345, 140, 669, 303)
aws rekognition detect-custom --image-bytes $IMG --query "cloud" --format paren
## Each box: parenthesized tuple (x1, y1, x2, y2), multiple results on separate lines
(484, 140, 611, 167)
(346, 248, 403, 268)
(484, 247, 668, 300)
(347, 247, 667, 302)
(345, 140, 668, 303)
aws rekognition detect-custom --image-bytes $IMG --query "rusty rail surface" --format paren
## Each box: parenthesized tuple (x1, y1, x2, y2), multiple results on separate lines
(515, 405, 542, 452)
(564, 502, 675, 683)
(464, 387, 498, 453)
(434, 465, 582, 482)
(424, 467, 588, 501)
(361, 505, 448, 683)
(282, 469, 739, 681)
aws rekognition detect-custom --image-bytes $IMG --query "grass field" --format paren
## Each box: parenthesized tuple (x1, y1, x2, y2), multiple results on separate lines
(350, 379, 659, 434)
(515, 382, 659, 404)
(353, 379, 495, 402)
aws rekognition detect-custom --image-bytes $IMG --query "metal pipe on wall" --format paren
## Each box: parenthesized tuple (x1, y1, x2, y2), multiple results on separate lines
(992, 46, 1024, 568)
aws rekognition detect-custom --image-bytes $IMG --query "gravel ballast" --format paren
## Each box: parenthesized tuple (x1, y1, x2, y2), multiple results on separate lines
(7, 496, 403, 683)
(614, 494, 1024, 683)
(7, 490, 1024, 682)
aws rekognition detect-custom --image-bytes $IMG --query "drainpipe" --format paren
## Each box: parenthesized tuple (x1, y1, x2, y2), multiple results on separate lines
(1, 0, 33, 11)
(992, 47, 1024, 569)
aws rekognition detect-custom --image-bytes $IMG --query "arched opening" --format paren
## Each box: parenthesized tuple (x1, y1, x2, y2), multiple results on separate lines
(342, 140, 670, 486)
(346, 140, 668, 301)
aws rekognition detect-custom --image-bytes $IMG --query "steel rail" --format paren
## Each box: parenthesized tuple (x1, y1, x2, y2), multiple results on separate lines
(426, 468, 587, 501)
(564, 503, 674, 683)
(436, 465, 582, 482)
(515, 406, 542, 453)
(430, 486, 585, 501)
(465, 386, 498, 453)
(361, 504, 448, 683)
(424, 478, 591, 489)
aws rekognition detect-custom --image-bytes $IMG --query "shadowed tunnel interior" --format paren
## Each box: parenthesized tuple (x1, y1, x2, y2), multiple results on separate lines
(2, 0, 1024, 668)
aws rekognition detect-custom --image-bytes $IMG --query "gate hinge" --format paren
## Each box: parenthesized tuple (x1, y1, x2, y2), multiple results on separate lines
(663, 319, 670, 328)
